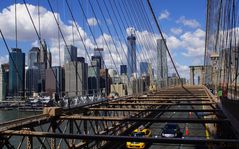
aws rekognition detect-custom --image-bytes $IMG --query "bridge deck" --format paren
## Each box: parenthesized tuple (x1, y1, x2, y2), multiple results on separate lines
(0, 86, 238, 149)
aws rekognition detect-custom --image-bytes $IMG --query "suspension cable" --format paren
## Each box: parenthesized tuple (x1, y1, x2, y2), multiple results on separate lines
(147, 0, 183, 86)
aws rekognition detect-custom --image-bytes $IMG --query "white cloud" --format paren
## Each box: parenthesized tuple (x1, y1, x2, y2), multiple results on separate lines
(158, 10, 170, 20)
(162, 28, 205, 72)
(170, 28, 183, 35)
(123, 27, 201, 79)
(0, 3, 96, 66)
(209, 27, 239, 51)
(87, 17, 98, 26)
(176, 16, 201, 28)
(31, 40, 38, 47)
(0, 3, 204, 81)
(0, 4, 159, 72)
(164, 28, 205, 58)
(0, 4, 65, 41)
(176, 63, 190, 79)
(166, 35, 181, 49)
(0, 55, 8, 65)
(180, 29, 205, 57)
(166, 59, 190, 79)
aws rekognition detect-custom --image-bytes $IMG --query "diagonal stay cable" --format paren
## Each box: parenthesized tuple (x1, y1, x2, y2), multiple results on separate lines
(114, 0, 153, 75)
(105, 0, 136, 77)
(127, 0, 154, 65)
(0, 30, 23, 91)
(76, 0, 119, 76)
(120, 0, 155, 72)
(45, 0, 86, 96)
(147, 0, 183, 86)
(64, 0, 104, 95)
(137, 0, 160, 63)
(91, 0, 127, 80)
(65, 0, 119, 96)
(23, 0, 64, 96)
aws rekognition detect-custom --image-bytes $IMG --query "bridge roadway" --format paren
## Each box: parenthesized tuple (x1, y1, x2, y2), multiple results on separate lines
(148, 101, 207, 149)
(0, 85, 238, 149)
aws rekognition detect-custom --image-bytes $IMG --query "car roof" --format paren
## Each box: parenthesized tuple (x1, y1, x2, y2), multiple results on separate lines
(164, 123, 180, 128)
(133, 128, 149, 133)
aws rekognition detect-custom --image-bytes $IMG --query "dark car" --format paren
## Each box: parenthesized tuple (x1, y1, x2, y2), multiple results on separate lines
(161, 123, 183, 138)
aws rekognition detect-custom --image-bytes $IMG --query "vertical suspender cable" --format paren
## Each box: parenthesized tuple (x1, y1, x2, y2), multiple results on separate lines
(38, 0, 41, 40)
(15, 0, 17, 48)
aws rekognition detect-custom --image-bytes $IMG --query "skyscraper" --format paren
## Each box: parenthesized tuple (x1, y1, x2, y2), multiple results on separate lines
(47, 51, 52, 69)
(0, 64, 9, 100)
(92, 48, 104, 69)
(100, 69, 110, 96)
(28, 47, 40, 68)
(26, 47, 41, 95)
(26, 67, 40, 95)
(148, 63, 153, 81)
(65, 60, 88, 97)
(9, 48, 25, 96)
(127, 32, 137, 79)
(92, 56, 103, 69)
(37, 40, 51, 92)
(157, 39, 168, 86)
(88, 61, 100, 96)
(120, 65, 127, 75)
(64, 45, 77, 64)
(94, 48, 104, 57)
(45, 66, 64, 97)
(39, 40, 48, 68)
(2, 64, 9, 100)
(140, 62, 149, 76)
(64, 45, 88, 96)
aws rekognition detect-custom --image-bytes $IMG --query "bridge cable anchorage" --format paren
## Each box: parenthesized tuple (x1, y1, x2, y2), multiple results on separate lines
(146, 0, 183, 87)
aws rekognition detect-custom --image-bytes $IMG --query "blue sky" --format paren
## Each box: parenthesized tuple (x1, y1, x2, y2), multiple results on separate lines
(0, 0, 207, 79)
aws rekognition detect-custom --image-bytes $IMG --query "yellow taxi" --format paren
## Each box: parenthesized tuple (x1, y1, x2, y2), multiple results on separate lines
(126, 127, 152, 149)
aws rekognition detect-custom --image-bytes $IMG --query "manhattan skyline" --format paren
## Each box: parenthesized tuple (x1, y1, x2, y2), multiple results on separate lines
(0, 0, 206, 79)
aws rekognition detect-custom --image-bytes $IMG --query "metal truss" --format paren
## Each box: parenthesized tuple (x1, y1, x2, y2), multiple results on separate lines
(0, 86, 238, 149)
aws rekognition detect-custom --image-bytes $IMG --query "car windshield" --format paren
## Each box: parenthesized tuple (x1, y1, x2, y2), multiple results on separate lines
(164, 124, 178, 130)
(132, 132, 145, 137)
